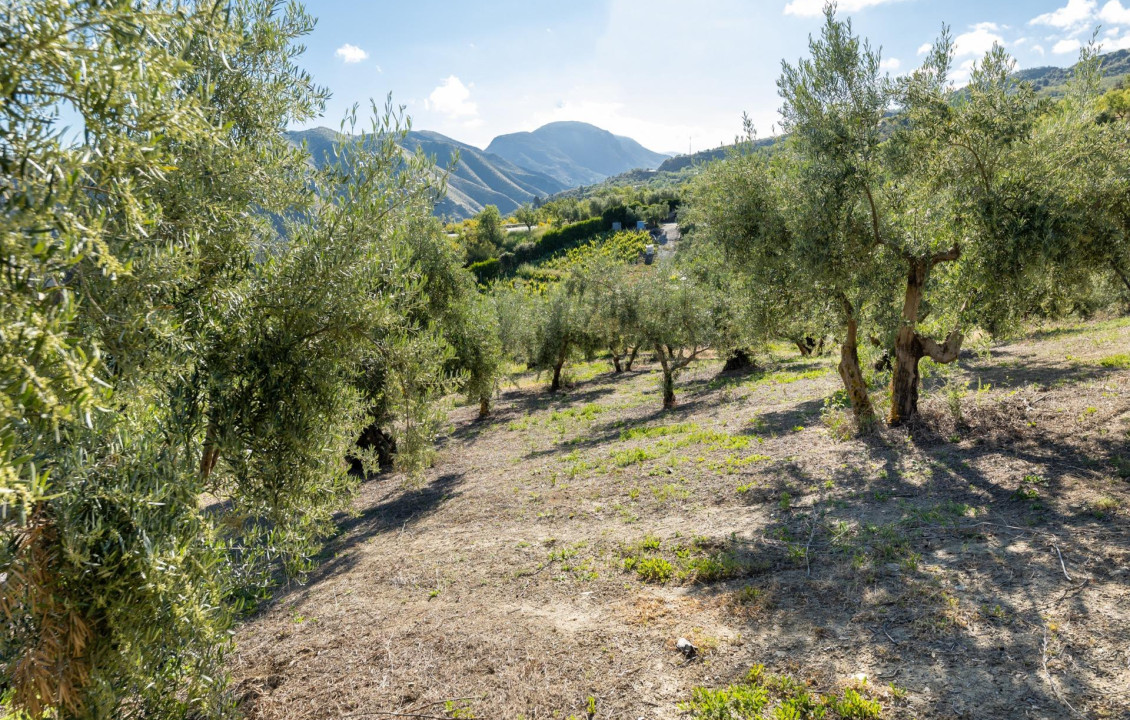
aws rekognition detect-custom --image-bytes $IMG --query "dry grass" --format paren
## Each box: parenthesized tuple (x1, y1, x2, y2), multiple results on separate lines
(230, 318, 1130, 719)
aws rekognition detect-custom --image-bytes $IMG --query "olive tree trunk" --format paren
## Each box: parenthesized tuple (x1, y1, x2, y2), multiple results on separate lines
(655, 344, 677, 409)
(550, 346, 567, 392)
(835, 294, 875, 424)
(199, 418, 220, 481)
(624, 346, 638, 371)
(478, 395, 490, 418)
(888, 253, 963, 426)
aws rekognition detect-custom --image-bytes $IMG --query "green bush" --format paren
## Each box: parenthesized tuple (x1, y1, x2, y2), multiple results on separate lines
(635, 557, 674, 583)
(470, 257, 502, 283)
(513, 217, 605, 265)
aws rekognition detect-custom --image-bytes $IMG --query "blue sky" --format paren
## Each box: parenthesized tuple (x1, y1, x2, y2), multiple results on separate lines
(295, 0, 1130, 152)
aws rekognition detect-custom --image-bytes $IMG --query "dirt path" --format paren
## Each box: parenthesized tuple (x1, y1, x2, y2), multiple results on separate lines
(231, 319, 1130, 720)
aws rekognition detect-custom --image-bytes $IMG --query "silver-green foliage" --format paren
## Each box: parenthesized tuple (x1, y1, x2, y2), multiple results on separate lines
(0, 1, 480, 717)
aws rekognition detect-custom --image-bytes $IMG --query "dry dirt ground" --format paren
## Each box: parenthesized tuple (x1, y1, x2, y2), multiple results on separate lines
(230, 317, 1130, 720)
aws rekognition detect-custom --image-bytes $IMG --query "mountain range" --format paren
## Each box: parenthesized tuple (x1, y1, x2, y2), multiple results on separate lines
(286, 126, 568, 219)
(286, 121, 669, 220)
(287, 49, 1130, 220)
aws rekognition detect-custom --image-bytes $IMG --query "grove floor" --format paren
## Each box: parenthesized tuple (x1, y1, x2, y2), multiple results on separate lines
(230, 317, 1130, 720)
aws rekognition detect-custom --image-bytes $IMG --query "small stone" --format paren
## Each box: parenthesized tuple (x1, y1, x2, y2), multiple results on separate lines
(676, 637, 697, 658)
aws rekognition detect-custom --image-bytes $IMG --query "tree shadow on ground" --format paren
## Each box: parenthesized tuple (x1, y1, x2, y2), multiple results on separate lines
(684, 392, 1129, 719)
(738, 398, 828, 437)
(953, 357, 1119, 392)
(251, 471, 465, 612)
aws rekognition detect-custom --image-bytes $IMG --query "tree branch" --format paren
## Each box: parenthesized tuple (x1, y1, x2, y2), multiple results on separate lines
(928, 244, 961, 267)
(918, 329, 963, 363)
(1111, 259, 1130, 295)
(861, 183, 883, 248)
(949, 140, 991, 194)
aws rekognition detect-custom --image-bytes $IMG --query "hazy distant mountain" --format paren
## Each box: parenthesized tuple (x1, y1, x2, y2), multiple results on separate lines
(486, 121, 669, 187)
(286, 127, 567, 220)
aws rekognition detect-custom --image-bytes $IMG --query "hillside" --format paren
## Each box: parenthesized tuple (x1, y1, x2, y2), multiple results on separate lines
(1017, 47, 1130, 98)
(486, 121, 669, 187)
(657, 135, 780, 173)
(286, 127, 567, 220)
(230, 317, 1130, 719)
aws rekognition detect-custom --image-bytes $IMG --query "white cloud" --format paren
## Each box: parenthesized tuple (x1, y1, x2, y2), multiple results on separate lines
(1030, 0, 1097, 29)
(424, 76, 479, 119)
(783, 0, 902, 17)
(916, 42, 932, 55)
(334, 43, 369, 64)
(1032, 44, 1046, 55)
(1108, 30, 1130, 48)
(880, 57, 901, 71)
(1053, 37, 1082, 53)
(1100, 0, 1130, 23)
(1014, 37, 1029, 46)
(953, 23, 1005, 57)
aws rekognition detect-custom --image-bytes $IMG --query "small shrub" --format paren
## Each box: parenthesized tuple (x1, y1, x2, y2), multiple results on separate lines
(680, 664, 884, 719)
(683, 553, 748, 583)
(829, 687, 882, 719)
(635, 557, 674, 583)
(1099, 353, 1130, 369)
(778, 492, 793, 511)
(736, 586, 765, 605)
(1092, 496, 1120, 517)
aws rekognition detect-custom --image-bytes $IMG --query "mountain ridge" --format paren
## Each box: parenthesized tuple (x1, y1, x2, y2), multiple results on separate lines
(286, 127, 567, 220)
(486, 121, 669, 187)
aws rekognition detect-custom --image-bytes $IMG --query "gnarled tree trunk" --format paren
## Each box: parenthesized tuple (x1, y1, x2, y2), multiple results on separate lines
(723, 348, 756, 372)
(350, 419, 397, 475)
(624, 346, 638, 371)
(655, 344, 676, 409)
(836, 295, 875, 423)
(199, 418, 220, 481)
(888, 252, 963, 426)
(550, 347, 567, 392)
(478, 395, 490, 418)
(611, 346, 624, 373)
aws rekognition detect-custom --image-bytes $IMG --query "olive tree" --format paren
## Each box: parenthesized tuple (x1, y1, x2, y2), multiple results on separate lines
(515, 202, 538, 231)
(635, 267, 716, 408)
(532, 281, 597, 392)
(880, 35, 1046, 423)
(570, 257, 642, 373)
(775, 6, 901, 423)
(771, 7, 1049, 425)
(0, 1, 461, 716)
(1030, 45, 1130, 314)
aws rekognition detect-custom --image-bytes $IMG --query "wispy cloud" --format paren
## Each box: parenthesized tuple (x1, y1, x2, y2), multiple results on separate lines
(783, 0, 902, 18)
(916, 42, 932, 55)
(334, 44, 369, 64)
(880, 57, 901, 71)
(424, 76, 479, 119)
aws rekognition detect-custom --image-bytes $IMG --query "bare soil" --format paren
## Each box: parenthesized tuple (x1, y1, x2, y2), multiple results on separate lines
(230, 317, 1130, 720)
